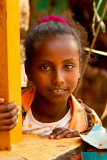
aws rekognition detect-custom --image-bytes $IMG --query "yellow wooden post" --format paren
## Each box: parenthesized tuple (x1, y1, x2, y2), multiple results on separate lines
(0, 0, 22, 150)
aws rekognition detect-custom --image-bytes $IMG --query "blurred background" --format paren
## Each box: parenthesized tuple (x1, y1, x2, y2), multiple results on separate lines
(19, 0, 107, 128)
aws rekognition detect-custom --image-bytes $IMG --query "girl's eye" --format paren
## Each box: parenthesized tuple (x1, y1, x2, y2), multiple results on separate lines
(40, 65, 50, 70)
(64, 64, 74, 70)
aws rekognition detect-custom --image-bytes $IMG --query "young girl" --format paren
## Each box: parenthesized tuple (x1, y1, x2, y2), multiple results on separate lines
(0, 15, 102, 139)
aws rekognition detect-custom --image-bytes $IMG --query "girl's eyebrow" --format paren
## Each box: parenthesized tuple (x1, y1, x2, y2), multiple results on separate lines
(34, 59, 52, 63)
(63, 58, 78, 62)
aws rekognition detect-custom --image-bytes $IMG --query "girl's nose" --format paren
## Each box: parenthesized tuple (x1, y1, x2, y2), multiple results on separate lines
(51, 70, 64, 86)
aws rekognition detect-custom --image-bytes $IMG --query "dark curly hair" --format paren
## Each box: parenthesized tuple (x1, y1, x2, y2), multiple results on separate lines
(25, 12, 88, 66)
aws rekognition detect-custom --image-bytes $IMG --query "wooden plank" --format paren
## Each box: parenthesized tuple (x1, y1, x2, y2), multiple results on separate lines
(0, 0, 22, 150)
(0, 134, 83, 160)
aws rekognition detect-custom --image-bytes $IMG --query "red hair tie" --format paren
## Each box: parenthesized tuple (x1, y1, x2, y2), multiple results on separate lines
(37, 15, 68, 26)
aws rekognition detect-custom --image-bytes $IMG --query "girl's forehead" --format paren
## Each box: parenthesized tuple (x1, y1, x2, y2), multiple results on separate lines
(32, 35, 80, 62)
(33, 35, 79, 50)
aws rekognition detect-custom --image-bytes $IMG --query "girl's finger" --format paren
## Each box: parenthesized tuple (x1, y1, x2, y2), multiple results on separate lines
(49, 127, 64, 139)
(49, 128, 63, 139)
(0, 102, 17, 112)
(54, 129, 71, 139)
(0, 98, 5, 103)
(65, 130, 80, 138)
(52, 127, 66, 135)
(0, 106, 19, 119)
(0, 119, 18, 131)
(0, 114, 18, 125)
(49, 132, 56, 139)
(49, 128, 80, 139)
(49, 127, 70, 139)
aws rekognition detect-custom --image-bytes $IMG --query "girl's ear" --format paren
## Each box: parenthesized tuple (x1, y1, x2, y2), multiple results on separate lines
(25, 62, 32, 81)
(78, 72, 81, 79)
(79, 59, 83, 78)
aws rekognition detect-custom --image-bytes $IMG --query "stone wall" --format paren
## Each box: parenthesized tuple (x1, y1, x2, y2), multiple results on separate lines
(19, 0, 30, 32)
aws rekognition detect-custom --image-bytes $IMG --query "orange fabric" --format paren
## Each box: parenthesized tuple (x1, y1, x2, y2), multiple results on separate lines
(21, 86, 36, 112)
(68, 95, 87, 132)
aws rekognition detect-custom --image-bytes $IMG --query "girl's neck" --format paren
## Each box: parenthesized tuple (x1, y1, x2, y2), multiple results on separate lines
(31, 93, 69, 123)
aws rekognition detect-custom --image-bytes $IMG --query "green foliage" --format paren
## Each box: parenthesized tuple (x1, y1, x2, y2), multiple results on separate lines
(92, 0, 106, 36)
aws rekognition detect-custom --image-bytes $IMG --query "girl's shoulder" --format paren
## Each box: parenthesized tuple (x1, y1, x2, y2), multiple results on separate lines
(21, 86, 32, 94)
(21, 86, 36, 122)
(77, 99, 102, 133)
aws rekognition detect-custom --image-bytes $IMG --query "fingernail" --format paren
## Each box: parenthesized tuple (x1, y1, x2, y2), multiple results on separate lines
(0, 98, 4, 102)
(56, 135, 60, 138)
(49, 134, 54, 138)
(14, 102, 16, 105)
(17, 106, 20, 110)
(17, 111, 20, 116)
(67, 133, 71, 137)
(16, 119, 18, 124)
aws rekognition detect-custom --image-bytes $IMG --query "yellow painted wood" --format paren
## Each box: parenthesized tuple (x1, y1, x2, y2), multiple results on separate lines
(0, 0, 22, 150)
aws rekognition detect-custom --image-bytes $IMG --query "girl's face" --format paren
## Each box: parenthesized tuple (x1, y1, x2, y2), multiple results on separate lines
(27, 36, 80, 104)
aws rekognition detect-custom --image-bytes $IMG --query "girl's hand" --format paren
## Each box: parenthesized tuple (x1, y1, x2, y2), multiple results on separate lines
(49, 127, 80, 139)
(0, 98, 19, 131)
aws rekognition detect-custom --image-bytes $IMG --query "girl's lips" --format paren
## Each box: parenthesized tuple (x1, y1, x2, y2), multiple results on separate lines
(49, 89, 67, 95)
(51, 89, 66, 92)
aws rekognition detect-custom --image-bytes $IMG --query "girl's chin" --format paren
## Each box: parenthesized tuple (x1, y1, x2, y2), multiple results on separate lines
(36, 92, 69, 103)
(47, 96, 68, 104)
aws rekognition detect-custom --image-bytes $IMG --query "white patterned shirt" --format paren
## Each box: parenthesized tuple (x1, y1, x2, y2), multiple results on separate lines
(22, 107, 72, 135)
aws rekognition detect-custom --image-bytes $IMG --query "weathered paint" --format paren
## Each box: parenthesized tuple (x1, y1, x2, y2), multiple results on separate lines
(82, 152, 107, 160)
(0, 0, 22, 150)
